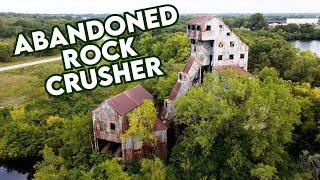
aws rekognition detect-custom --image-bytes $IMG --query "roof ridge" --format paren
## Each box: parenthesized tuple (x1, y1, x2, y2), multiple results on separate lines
(107, 85, 141, 102)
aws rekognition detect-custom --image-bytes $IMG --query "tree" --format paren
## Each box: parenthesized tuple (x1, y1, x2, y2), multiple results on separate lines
(236, 29, 299, 76)
(152, 74, 178, 101)
(160, 33, 190, 62)
(34, 145, 68, 180)
(122, 100, 157, 142)
(137, 158, 167, 180)
(288, 83, 320, 156)
(250, 163, 277, 180)
(59, 114, 93, 168)
(171, 70, 302, 179)
(249, 13, 267, 30)
(83, 158, 129, 180)
(224, 16, 249, 28)
(299, 150, 320, 179)
(285, 51, 320, 87)
(136, 32, 157, 56)
(0, 107, 45, 159)
(0, 39, 13, 62)
(136, 32, 190, 62)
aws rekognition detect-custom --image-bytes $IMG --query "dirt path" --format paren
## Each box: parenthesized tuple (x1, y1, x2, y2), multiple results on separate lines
(0, 57, 61, 72)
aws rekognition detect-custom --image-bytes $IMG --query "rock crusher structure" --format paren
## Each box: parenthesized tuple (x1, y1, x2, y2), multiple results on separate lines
(92, 85, 167, 161)
(93, 16, 251, 161)
(162, 16, 251, 120)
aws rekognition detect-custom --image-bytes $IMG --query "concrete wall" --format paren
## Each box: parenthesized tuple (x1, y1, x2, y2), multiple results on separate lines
(187, 17, 249, 70)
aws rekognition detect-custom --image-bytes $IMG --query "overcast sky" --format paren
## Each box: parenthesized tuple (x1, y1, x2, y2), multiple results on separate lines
(1, 0, 320, 14)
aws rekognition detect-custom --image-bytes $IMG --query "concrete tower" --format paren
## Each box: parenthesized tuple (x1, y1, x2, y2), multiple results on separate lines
(162, 16, 250, 120)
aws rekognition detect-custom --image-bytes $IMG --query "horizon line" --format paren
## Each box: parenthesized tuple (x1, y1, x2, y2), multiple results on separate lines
(1, 12, 320, 16)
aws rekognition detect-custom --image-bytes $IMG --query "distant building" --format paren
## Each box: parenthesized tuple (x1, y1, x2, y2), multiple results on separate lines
(268, 18, 320, 29)
(286, 18, 319, 26)
(162, 16, 250, 120)
(92, 85, 167, 161)
(267, 20, 286, 29)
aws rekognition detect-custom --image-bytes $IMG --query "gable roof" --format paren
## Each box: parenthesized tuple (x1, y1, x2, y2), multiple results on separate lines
(182, 56, 195, 73)
(107, 85, 154, 116)
(187, 16, 215, 25)
(168, 81, 182, 100)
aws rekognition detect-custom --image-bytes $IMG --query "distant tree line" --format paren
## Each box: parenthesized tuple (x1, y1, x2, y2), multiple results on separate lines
(223, 13, 268, 30)
(272, 23, 320, 40)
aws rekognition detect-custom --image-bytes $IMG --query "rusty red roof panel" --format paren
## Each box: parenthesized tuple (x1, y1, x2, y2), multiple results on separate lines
(154, 117, 167, 131)
(168, 81, 182, 100)
(214, 65, 252, 76)
(182, 56, 195, 74)
(187, 16, 214, 25)
(107, 85, 154, 116)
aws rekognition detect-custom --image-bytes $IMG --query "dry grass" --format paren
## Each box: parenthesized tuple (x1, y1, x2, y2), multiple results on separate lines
(0, 61, 62, 107)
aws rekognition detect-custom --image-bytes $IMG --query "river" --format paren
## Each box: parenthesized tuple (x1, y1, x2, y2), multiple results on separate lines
(0, 159, 38, 180)
(289, 40, 320, 56)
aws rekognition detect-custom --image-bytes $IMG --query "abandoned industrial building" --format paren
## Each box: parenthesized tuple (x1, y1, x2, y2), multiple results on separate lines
(162, 16, 250, 120)
(92, 15, 250, 161)
(92, 85, 167, 161)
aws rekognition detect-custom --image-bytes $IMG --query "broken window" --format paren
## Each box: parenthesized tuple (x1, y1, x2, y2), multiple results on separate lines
(227, 32, 231, 36)
(210, 41, 214, 47)
(197, 25, 201, 31)
(240, 54, 245, 59)
(187, 25, 191, 29)
(219, 42, 224, 47)
(230, 41, 235, 47)
(192, 25, 196, 30)
(218, 55, 223, 60)
(194, 46, 196, 52)
(210, 55, 213, 61)
(230, 54, 234, 60)
(219, 25, 223, 28)
(110, 123, 116, 130)
(206, 25, 211, 31)
(179, 73, 183, 81)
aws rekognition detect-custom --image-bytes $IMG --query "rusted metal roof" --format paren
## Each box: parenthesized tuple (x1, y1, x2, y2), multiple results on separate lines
(187, 16, 214, 25)
(214, 65, 252, 76)
(154, 117, 167, 131)
(107, 85, 154, 116)
(168, 81, 182, 100)
(182, 56, 195, 73)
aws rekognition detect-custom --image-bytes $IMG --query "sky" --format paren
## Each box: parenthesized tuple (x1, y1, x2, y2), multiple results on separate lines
(0, 0, 320, 14)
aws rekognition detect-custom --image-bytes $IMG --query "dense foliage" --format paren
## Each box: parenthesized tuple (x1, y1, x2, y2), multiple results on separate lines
(171, 69, 302, 179)
(0, 13, 320, 179)
(272, 24, 320, 40)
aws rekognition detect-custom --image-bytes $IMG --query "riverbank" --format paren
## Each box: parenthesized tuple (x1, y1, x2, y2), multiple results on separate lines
(289, 40, 320, 56)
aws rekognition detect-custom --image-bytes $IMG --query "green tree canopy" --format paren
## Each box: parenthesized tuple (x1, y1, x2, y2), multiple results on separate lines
(171, 69, 301, 179)
(122, 100, 157, 142)
(249, 13, 267, 30)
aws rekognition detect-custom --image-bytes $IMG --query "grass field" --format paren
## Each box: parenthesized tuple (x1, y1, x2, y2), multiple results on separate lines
(0, 61, 63, 107)
(0, 57, 142, 107)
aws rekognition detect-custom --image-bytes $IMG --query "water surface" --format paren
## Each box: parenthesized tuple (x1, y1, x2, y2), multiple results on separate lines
(0, 159, 38, 180)
(289, 40, 320, 56)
